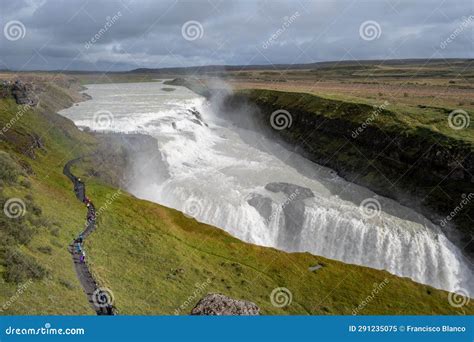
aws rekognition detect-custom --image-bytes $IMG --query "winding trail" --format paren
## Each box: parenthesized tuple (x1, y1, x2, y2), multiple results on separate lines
(64, 158, 115, 316)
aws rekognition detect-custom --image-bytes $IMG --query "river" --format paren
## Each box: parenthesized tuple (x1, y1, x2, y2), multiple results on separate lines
(59, 81, 473, 296)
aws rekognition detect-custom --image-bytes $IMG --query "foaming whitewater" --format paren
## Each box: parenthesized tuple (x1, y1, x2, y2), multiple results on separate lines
(60, 82, 473, 295)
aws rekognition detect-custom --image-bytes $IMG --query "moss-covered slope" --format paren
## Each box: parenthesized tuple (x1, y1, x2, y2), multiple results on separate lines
(0, 76, 472, 315)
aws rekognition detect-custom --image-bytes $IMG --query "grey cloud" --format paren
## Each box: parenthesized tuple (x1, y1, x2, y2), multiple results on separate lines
(0, 0, 472, 71)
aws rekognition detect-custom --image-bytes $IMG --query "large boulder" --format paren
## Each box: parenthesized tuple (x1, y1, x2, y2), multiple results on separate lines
(264, 182, 315, 250)
(191, 293, 260, 315)
(11, 80, 38, 106)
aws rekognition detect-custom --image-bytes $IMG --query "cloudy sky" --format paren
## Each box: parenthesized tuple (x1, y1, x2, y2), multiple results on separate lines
(0, 0, 472, 71)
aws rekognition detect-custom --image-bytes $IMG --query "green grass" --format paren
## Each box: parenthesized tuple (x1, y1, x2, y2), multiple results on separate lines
(0, 77, 472, 315)
(84, 178, 474, 315)
(0, 93, 95, 314)
(240, 89, 474, 144)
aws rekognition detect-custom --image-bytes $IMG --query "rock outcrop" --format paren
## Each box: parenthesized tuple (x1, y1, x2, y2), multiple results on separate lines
(191, 293, 260, 315)
(265, 182, 315, 200)
(11, 80, 38, 106)
(1, 80, 39, 106)
(265, 182, 315, 250)
(247, 193, 273, 220)
(247, 183, 316, 249)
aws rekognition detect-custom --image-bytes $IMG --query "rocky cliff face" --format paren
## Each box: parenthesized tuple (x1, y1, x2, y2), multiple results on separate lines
(1, 80, 39, 106)
(219, 89, 473, 257)
(191, 293, 260, 315)
(149, 78, 474, 257)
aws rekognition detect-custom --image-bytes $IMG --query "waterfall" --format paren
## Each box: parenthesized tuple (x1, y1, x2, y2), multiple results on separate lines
(60, 81, 474, 296)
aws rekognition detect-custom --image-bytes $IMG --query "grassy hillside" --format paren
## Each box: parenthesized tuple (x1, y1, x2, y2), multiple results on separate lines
(245, 88, 473, 143)
(0, 76, 473, 315)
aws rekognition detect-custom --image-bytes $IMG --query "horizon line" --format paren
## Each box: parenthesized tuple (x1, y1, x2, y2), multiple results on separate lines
(2, 57, 472, 74)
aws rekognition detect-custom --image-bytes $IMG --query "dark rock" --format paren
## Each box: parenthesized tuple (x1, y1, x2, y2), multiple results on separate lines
(11, 80, 38, 106)
(278, 199, 306, 250)
(188, 108, 208, 127)
(191, 293, 260, 315)
(247, 193, 273, 220)
(265, 182, 314, 200)
(264, 182, 315, 250)
(189, 107, 203, 121)
(189, 118, 202, 126)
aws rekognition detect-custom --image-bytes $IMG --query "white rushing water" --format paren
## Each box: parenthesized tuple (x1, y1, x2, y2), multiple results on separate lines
(60, 82, 473, 295)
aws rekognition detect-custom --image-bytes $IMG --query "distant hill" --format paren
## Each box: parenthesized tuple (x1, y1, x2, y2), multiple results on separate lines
(128, 58, 473, 74)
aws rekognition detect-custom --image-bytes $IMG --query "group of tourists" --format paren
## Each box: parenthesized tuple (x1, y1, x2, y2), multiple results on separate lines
(74, 234, 86, 263)
(72, 190, 96, 264)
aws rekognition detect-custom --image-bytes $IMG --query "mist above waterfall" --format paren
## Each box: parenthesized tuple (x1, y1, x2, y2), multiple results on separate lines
(59, 81, 474, 296)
